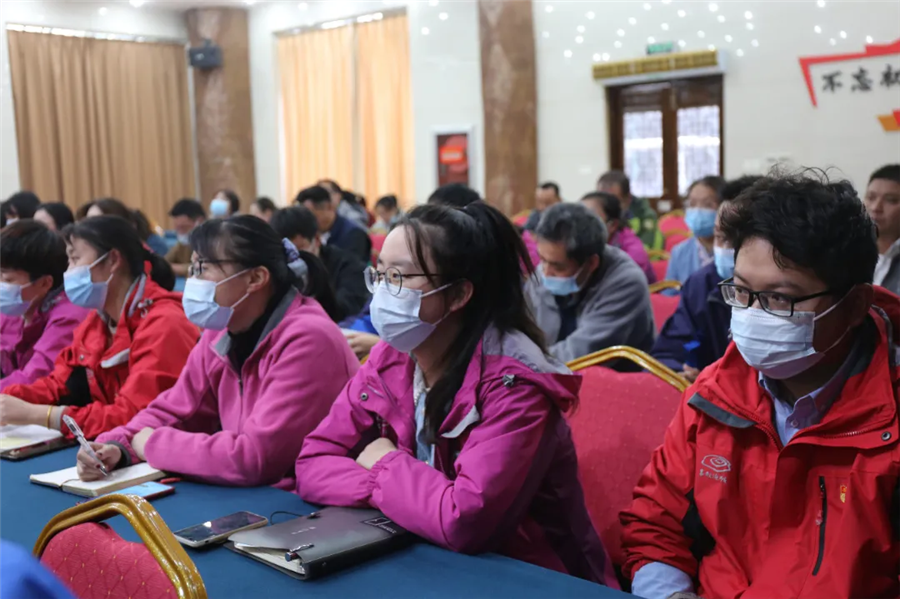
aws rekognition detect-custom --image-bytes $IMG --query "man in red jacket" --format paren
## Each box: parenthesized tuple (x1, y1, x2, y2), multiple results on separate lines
(621, 173, 900, 599)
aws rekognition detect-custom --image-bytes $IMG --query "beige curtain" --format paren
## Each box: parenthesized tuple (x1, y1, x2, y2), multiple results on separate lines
(278, 27, 354, 202)
(8, 31, 195, 227)
(356, 15, 413, 207)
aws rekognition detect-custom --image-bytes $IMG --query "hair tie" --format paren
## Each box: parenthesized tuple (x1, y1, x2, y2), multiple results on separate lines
(281, 238, 308, 286)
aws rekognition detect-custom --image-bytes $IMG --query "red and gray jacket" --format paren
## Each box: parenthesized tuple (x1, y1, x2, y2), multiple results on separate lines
(621, 287, 900, 598)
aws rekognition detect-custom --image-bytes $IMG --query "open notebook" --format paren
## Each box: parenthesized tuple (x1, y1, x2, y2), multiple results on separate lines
(0, 425, 73, 460)
(30, 463, 165, 497)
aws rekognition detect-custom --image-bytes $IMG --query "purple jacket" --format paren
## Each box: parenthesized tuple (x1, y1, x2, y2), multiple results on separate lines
(98, 289, 359, 490)
(295, 327, 618, 587)
(610, 227, 657, 284)
(0, 290, 89, 388)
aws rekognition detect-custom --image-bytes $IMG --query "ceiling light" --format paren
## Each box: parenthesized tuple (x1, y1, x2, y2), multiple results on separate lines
(751, 39, 759, 47)
(648, 36, 656, 43)
(98, 6, 108, 15)
(736, 48, 744, 56)
(866, 35, 873, 43)
(724, 34, 732, 42)
(678, 9, 686, 17)
(839, 30, 847, 38)
(575, 36, 584, 43)
(564, 49, 572, 58)
(744, 11, 753, 19)
(614, 40, 622, 48)
(603, 52, 611, 60)
(817, 0, 826, 6)
(746, 22, 754, 30)
(629, 17, 637, 25)
(593, 53, 601, 62)
(678, 39, 686, 47)
(577, 25, 585, 33)
(697, 30, 705, 38)
(708, 3, 718, 12)
(829, 37, 836, 45)
(438, 12, 448, 20)
(814, 25, 822, 33)
(661, 23, 669, 30)
(644, 3, 652, 10)
(545, 5, 553, 13)
(708, 44, 716, 51)
(421, 27, 430, 35)
(128, 0, 145, 6)
(717, 15, 725, 23)
(542, 31, 550, 38)
(586, 11, 595, 19)
(617, 29, 625, 37)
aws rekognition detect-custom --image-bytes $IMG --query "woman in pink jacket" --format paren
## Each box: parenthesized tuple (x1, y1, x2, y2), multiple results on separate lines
(1, 221, 89, 387)
(295, 202, 618, 587)
(76, 216, 359, 489)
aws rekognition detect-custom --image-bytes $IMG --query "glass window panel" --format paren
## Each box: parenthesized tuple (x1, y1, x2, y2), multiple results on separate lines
(623, 110, 663, 198)
(677, 105, 721, 195)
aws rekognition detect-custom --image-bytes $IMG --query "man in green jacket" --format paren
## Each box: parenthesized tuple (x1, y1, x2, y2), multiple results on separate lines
(597, 170, 664, 251)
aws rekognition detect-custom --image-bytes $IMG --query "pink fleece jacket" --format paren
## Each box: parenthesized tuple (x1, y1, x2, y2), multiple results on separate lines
(98, 289, 359, 489)
(295, 327, 618, 587)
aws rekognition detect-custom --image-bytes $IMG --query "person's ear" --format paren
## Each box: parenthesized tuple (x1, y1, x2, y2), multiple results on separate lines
(247, 266, 270, 294)
(447, 280, 474, 314)
(35, 274, 54, 295)
(586, 253, 601, 274)
(107, 249, 125, 276)
(847, 284, 873, 328)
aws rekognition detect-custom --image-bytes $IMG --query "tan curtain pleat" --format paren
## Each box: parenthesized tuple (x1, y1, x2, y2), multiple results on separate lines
(356, 15, 413, 208)
(278, 27, 354, 202)
(7, 31, 195, 227)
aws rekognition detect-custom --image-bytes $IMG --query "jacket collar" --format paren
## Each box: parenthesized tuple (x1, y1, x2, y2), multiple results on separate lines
(212, 287, 299, 359)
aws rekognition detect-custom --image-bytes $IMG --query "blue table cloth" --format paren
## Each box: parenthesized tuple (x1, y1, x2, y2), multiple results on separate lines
(1, 448, 628, 598)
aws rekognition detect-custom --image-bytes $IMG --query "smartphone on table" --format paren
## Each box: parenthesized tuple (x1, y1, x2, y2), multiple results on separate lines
(173, 511, 268, 548)
(114, 481, 175, 501)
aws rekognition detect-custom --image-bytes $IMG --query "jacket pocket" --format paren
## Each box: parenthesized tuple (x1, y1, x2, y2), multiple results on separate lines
(813, 475, 827, 576)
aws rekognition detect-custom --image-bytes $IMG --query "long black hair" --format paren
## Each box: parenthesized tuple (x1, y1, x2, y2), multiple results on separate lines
(90, 197, 156, 243)
(62, 216, 175, 290)
(189, 215, 339, 320)
(37, 203, 75, 230)
(400, 201, 547, 440)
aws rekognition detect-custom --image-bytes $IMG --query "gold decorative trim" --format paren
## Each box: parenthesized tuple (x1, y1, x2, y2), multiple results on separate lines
(647, 249, 670, 261)
(34, 494, 207, 599)
(649, 280, 683, 293)
(661, 209, 685, 219)
(567, 345, 689, 393)
(663, 228, 692, 239)
(592, 49, 720, 80)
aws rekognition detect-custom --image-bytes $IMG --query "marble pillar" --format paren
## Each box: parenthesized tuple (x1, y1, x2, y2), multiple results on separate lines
(186, 8, 256, 209)
(478, 0, 537, 216)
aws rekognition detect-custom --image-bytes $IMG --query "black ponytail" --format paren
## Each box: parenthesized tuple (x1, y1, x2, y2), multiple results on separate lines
(190, 215, 340, 321)
(62, 216, 175, 290)
(400, 201, 547, 441)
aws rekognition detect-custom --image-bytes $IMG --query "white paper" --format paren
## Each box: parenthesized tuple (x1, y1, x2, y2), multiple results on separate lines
(0, 425, 63, 451)
(30, 463, 163, 495)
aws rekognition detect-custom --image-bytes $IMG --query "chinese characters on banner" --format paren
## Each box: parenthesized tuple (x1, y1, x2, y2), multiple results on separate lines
(820, 64, 900, 94)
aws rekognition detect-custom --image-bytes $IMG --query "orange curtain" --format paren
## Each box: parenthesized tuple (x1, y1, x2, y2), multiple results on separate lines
(356, 15, 413, 208)
(7, 31, 195, 227)
(278, 27, 354, 202)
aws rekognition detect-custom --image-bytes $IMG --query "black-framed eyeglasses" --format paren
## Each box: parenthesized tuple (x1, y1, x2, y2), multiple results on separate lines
(718, 278, 835, 317)
(364, 266, 429, 296)
(188, 259, 237, 278)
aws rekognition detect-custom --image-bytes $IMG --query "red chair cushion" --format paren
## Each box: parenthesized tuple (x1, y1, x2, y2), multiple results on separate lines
(370, 233, 387, 253)
(651, 260, 668, 283)
(568, 366, 682, 566)
(664, 233, 690, 252)
(41, 523, 177, 599)
(659, 215, 687, 234)
(651, 293, 680, 333)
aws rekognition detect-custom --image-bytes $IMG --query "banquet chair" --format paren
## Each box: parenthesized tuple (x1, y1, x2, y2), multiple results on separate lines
(566, 347, 688, 570)
(648, 282, 681, 333)
(34, 494, 206, 599)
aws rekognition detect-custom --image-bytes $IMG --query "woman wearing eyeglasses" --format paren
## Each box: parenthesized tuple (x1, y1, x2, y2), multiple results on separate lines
(294, 202, 618, 587)
(77, 216, 359, 489)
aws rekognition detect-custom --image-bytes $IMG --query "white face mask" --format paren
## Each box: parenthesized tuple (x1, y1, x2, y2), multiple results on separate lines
(0, 281, 34, 317)
(370, 282, 452, 353)
(730, 294, 849, 380)
(181, 269, 250, 331)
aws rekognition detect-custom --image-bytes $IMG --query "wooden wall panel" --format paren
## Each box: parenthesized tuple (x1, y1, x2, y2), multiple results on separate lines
(478, 0, 537, 216)
(186, 8, 256, 210)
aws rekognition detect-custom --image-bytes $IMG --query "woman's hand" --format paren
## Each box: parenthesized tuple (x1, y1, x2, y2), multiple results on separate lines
(681, 365, 700, 383)
(76, 443, 122, 481)
(131, 428, 155, 461)
(356, 437, 398, 470)
(345, 332, 380, 360)
(0, 395, 45, 427)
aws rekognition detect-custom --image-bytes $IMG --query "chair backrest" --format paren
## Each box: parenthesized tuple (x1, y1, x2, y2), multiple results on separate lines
(658, 215, 687, 234)
(512, 210, 531, 227)
(650, 293, 680, 333)
(651, 259, 669, 283)
(35, 494, 206, 599)
(370, 233, 387, 265)
(566, 348, 687, 567)
(664, 230, 691, 252)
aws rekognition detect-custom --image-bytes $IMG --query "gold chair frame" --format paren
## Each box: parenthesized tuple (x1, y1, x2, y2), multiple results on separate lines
(660, 209, 685, 219)
(662, 227, 692, 239)
(34, 493, 207, 599)
(649, 280, 683, 294)
(647, 249, 670, 261)
(566, 345, 689, 393)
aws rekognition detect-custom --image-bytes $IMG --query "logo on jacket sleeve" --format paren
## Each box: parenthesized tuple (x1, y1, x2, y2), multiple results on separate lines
(699, 454, 731, 483)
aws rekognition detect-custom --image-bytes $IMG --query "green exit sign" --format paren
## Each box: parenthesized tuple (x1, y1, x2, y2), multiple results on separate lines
(646, 41, 676, 55)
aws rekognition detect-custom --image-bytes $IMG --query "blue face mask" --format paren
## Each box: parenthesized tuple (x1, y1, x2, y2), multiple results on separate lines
(539, 264, 585, 296)
(685, 207, 717, 238)
(182, 269, 250, 331)
(714, 245, 735, 280)
(0, 281, 33, 317)
(64, 253, 111, 310)
(210, 198, 230, 218)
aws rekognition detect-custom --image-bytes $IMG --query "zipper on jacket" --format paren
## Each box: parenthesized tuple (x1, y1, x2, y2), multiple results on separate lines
(812, 476, 827, 576)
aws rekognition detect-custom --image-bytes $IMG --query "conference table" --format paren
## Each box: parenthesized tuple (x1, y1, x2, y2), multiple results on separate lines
(1, 448, 629, 598)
